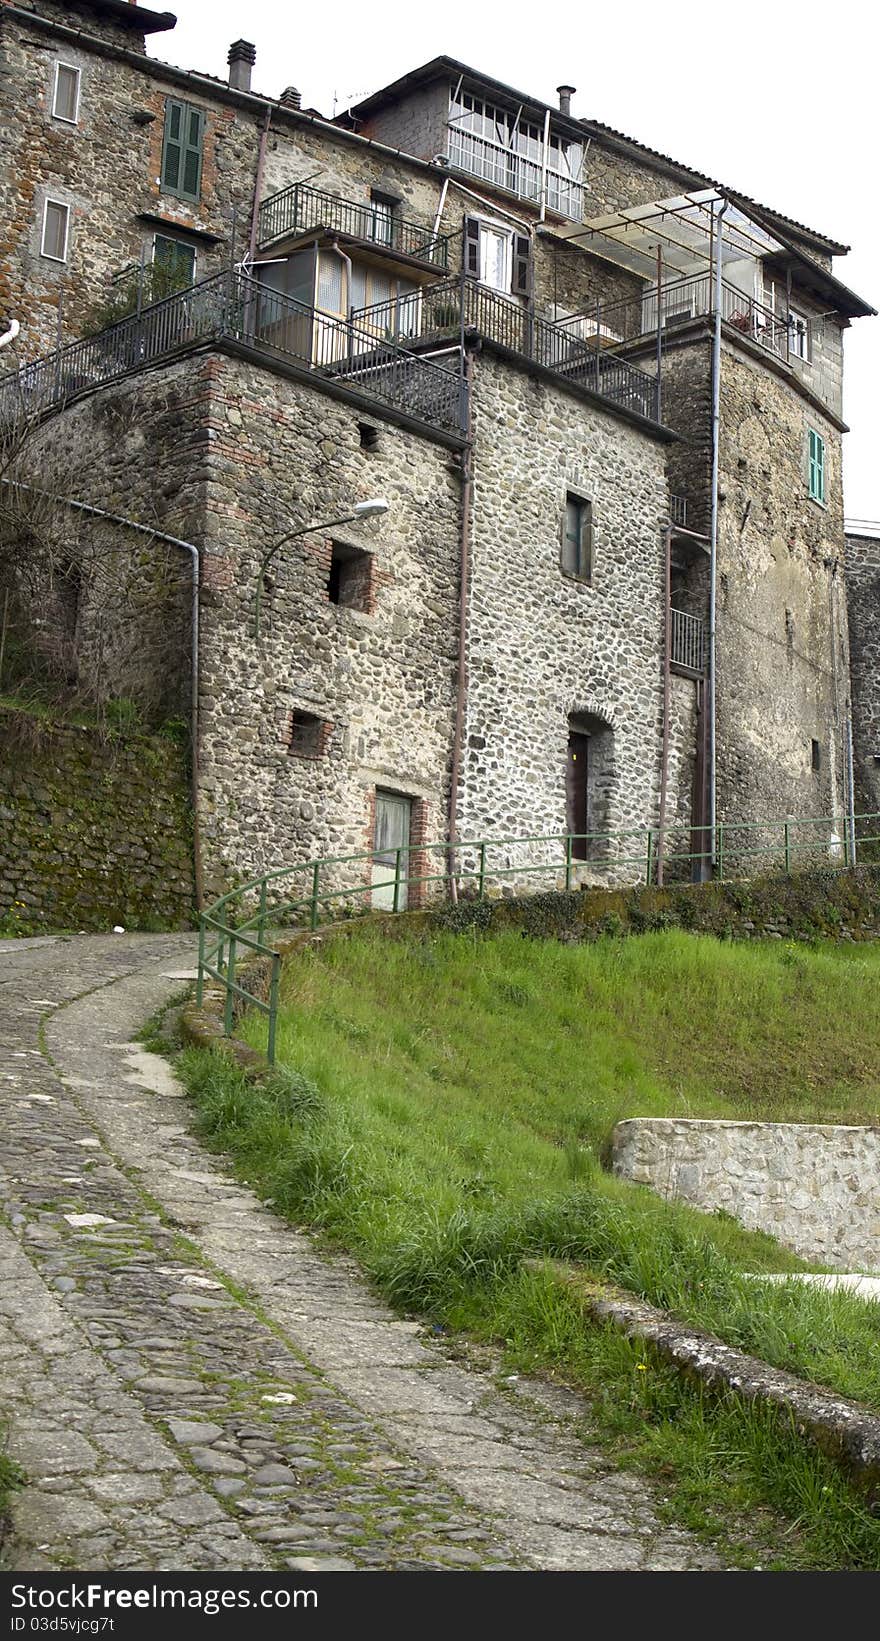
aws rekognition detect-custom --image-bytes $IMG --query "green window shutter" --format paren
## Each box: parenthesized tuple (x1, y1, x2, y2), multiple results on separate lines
(161, 99, 183, 192)
(808, 430, 825, 502)
(161, 99, 204, 201)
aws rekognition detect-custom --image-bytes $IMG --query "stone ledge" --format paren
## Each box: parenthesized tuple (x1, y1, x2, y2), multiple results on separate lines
(530, 1260, 880, 1496)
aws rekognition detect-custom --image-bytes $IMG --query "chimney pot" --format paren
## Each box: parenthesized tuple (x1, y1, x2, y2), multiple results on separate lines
(228, 39, 256, 93)
(280, 86, 302, 109)
(557, 84, 576, 116)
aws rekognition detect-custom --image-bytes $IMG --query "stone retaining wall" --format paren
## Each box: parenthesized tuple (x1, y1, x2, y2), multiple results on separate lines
(613, 1117, 880, 1271)
(0, 707, 194, 932)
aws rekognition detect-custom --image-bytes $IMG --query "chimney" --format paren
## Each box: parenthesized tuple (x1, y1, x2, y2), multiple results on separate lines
(557, 84, 576, 116)
(280, 86, 302, 109)
(228, 39, 256, 93)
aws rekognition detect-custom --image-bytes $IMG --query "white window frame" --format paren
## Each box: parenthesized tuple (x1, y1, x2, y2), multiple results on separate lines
(52, 62, 81, 125)
(41, 198, 70, 262)
(788, 304, 811, 362)
(473, 216, 513, 293)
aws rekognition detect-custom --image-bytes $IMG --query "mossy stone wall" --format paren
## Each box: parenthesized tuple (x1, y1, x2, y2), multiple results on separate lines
(0, 708, 194, 931)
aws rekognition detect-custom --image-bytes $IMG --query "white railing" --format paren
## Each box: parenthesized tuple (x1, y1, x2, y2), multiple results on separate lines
(446, 127, 584, 221)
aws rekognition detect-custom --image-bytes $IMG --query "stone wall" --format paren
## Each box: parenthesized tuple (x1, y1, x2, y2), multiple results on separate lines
(0, 706, 193, 930)
(613, 1117, 880, 1272)
(715, 343, 850, 848)
(460, 348, 674, 878)
(846, 533, 880, 824)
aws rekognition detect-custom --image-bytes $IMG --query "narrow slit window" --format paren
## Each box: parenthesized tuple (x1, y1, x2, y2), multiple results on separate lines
(53, 63, 81, 124)
(561, 492, 593, 581)
(811, 738, 821, 772)
(41, 199, 70, 262)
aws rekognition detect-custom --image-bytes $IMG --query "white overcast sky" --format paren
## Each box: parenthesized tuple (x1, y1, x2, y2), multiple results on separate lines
(149, 0, 879, 524)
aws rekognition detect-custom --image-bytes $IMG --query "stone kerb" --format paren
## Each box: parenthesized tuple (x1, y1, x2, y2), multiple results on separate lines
(613, 1118, 880, 1272)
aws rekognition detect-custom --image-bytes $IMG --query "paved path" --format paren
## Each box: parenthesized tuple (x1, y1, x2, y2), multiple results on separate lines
(0, 934, 722, 1572)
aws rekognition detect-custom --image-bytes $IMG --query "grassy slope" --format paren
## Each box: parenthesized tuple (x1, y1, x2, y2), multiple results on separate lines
(180, 927, 880, 1567)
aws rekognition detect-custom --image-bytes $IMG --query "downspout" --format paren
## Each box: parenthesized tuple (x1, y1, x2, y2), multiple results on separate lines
(656, 523, 672, 886)
(431, 176, 450, 240)
(6, 483, 204, 910)
(539, 107, 551, 223)
(447, 347, 476, 901)
(707, 199, 728, 876)
(248, 106, 273, 264)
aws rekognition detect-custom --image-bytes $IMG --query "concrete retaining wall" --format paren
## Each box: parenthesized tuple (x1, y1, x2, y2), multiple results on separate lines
(613, 1117, 880, 1271)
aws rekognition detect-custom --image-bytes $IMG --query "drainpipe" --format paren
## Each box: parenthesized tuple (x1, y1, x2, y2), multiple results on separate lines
(846, 709, 857, 866)
(4, 483, 204, 910)
(656, 523, 673, 886)
(431, 176, 450, 241)
(248, 106, 272, 265)
(447, 347, 476, 901)
(707, 199, 728, 875)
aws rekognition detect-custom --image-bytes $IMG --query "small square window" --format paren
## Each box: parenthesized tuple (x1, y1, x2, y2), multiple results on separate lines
(561, 492, 593, 581)
(328, 542, 373, 611)
(811, 738, 821, 772)
(53, 63, 81, 124)
(289, 711, 327, 758)
(41, 199, 70, 262)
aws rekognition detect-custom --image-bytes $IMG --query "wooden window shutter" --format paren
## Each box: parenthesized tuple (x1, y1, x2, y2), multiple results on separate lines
(162, 100, 205, 201)
(464, 216, 480, 277)
(161, 99, 184, 191)
(181, 105, 205, 200)
(511, 233, 531, 295)
(816, 434, 825, 501)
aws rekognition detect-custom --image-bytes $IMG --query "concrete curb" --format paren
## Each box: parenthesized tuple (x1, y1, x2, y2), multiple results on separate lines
(531, 1260, 880, 1496)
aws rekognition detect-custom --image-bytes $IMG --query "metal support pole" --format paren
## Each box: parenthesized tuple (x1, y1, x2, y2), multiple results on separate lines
(224, 936, 237, 1036)
(846, 711, 858, 867)
(196, 918, 205, 1006)
(267, 952, 281, 1066)
(565, 833, 573, 893)
(310, 861, 321, 931)
(655, 244, 663, 422)
(784, 821, 791, 876)
(708, 199, 728, 877)
(477, 841, 487, 899)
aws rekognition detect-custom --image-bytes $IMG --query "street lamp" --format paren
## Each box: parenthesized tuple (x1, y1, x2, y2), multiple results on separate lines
(253, 497, 389, 638)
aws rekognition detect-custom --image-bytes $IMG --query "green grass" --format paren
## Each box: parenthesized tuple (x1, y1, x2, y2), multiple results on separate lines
(177, 926, 880, 1568)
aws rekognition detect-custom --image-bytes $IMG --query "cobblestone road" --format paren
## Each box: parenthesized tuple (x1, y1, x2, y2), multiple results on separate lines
(0, 934, 722, 1572)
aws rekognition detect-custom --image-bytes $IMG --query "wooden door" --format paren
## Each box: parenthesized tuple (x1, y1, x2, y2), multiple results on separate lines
(567, 733, 589, 860)
(372, 790, 412, 910)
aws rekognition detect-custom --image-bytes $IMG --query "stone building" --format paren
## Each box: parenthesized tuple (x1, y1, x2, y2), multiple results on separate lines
(0, 0, 874, 909)
(845, 529, 880, 829)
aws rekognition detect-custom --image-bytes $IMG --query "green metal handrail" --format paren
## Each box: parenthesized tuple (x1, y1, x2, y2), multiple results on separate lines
(196, 811, 880, 1063)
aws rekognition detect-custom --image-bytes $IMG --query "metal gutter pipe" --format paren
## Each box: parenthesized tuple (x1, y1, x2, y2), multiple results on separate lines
(708, 198, 728, 873)
(447, 347, 475, 902)
(656, 523, 672, 886)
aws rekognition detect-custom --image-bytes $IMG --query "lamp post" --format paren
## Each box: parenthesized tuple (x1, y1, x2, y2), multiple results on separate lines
(253, 497, 389, 639)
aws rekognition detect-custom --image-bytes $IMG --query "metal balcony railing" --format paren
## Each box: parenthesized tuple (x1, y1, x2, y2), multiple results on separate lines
(258, 181, 452, 270)
(353, 277, 662, 424)
(670, 607, 705, 674)
(641, 275, 795, 360)
(0, 271, 467, 436)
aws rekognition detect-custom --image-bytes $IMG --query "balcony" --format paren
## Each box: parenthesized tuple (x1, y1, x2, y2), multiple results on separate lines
(0, 271, 467, 437)
(642, 275, 796, 362)
(670, 607, 705, 676)
(352, 277, 662, 424)
(446, 127, 584, 221)
(258, 182, 452, 272)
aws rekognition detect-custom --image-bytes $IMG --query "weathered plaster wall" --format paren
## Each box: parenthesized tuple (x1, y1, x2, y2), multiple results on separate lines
(846, 533, 880, 823)
(613, 1118, 880, 1272)
(460, 348, 673, 878)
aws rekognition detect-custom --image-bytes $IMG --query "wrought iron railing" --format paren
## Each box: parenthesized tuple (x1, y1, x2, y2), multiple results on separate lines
(670, 607, 705, 674)
(670, 494, 688, 527)
(353, 277, 661, 423)
(198, 810, 880, 1062)
(640, 275, 794, 360)
(0, 271, 466, 436)
(258, 181, 452, 270)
